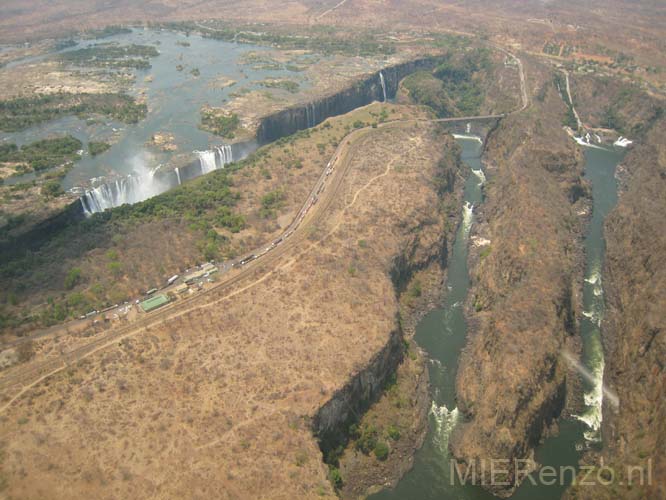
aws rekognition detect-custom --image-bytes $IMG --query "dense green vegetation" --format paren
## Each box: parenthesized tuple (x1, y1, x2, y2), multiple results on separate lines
(0, 165, 247, 329)
(0, 135, 82, 173)
(41, 180, 65, 199)
(553, 72, 579, 129)
(159, 21, 395, 57)
(57, 43, 159, 69)
(600, 85, 664, 136)
(0, 92, 147, 132)
(402, 71, 455, 116)
(54, 39, 77, 50)
(83, 25, 133, 40)
(402, 48, 492, 117)
(88, 141, 111, 156)
(111, 170, 240, 222)
(200, 110, 239, 138)
(259, 79, 300, 93)
(259, 189, 286, 219)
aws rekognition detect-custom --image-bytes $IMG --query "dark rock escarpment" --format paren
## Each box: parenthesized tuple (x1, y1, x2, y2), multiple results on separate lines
(257, 57, 441, 144)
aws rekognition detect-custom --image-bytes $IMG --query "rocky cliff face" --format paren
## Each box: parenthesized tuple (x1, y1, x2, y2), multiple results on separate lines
(312, 133, 460, 465)
(566, 107, 666, 498)
(312, 327, 405, 452)
(256, 57, 441, 143)
(450, 61, 587, 496)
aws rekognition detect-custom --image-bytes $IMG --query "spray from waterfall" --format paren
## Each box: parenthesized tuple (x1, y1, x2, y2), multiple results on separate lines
(81, 145, 237, 215)
(80, 152, 167, 215)
(379, 71, 387, 102)
(562, 348, 619, 441)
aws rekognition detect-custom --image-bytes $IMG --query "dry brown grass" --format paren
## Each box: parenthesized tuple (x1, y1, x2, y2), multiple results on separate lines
(0, 106, 459, 498)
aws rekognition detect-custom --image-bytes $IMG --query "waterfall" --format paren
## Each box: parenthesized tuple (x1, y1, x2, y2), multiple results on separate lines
(471, 168, 486, 185)
(197, 150, 218, 174)
(79, 145, 240, 215)
(216, 144, 233, 167)
(196, 145, 233, 174)
(305, 103, 316, 128)
(430, 402, 460, 453)
(462, 201, 474, 235)
(79, 155, 167, 215)
(379, 71, 387, 102)
(81, 170, 165, 215)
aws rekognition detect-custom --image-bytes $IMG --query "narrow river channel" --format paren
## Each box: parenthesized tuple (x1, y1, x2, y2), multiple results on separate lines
(370, 138, 624, 499)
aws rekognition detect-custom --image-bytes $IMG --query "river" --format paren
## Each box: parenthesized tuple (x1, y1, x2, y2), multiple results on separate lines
(2, 28, 315, 192)
(370, 139, 624, 499)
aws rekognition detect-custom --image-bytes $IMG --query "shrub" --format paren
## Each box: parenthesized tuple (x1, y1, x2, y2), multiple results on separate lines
(355, 424, 378, 454)
(107, 261, 123, 277)
(373, 441, 390, 460)
(407, 279, 422, 298)
(387, 425, 401, 441)
(328, 467, 343, 489)
(64, 267, 82, 290)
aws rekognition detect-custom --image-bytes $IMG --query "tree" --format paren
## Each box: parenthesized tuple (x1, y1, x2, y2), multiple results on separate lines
(42, 180, 64, 199)
(64, 267, 82, 290)
(373, 441, 390, 461)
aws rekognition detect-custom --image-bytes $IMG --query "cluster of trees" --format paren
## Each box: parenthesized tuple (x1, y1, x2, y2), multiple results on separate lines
(0, 135, 82, 172)
(88, 141, 111, 156)
(57, 43, 159, 69)
(0, 92, 147, 131)
(82, 25, 132, 40)
(259, 189, 285, 219)
(200, 110, 239, 138)
(259, 79, 300, 93)
(161, 21, 395, 57)
(402, 48, 493, 117)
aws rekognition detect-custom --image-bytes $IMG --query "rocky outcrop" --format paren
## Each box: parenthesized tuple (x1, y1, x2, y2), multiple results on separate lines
(257, 57, 442, 143)
(450, 62, 587, 497)
(312, 327, 405, 455)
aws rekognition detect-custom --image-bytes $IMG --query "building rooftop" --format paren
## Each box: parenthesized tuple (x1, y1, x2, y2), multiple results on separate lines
(140, 294, 170, 312)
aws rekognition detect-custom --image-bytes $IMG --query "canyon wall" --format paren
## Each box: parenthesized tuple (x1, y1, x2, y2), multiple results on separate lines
(313, 130, 460, 465)
(450, 60, 587, 496)
(565, 75, 666, 500)
(256, 57, 441, 144)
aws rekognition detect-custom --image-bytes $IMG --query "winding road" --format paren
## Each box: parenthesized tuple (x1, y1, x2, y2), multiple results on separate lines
(0, 48, 528, 413)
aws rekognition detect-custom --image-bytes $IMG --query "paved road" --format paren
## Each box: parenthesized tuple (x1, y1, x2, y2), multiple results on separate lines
(0, 120, 393, 411)
(0, 49, 529, 411)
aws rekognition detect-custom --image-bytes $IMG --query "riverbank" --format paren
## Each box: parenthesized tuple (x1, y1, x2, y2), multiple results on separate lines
(337, 265, 454, 498)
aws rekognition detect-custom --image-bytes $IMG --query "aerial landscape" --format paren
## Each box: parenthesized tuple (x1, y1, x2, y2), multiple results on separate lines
(0, 1, 664, 499)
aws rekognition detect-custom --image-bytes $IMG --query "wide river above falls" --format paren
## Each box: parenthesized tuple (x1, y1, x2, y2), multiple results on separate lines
(1, 28, 316, 191)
